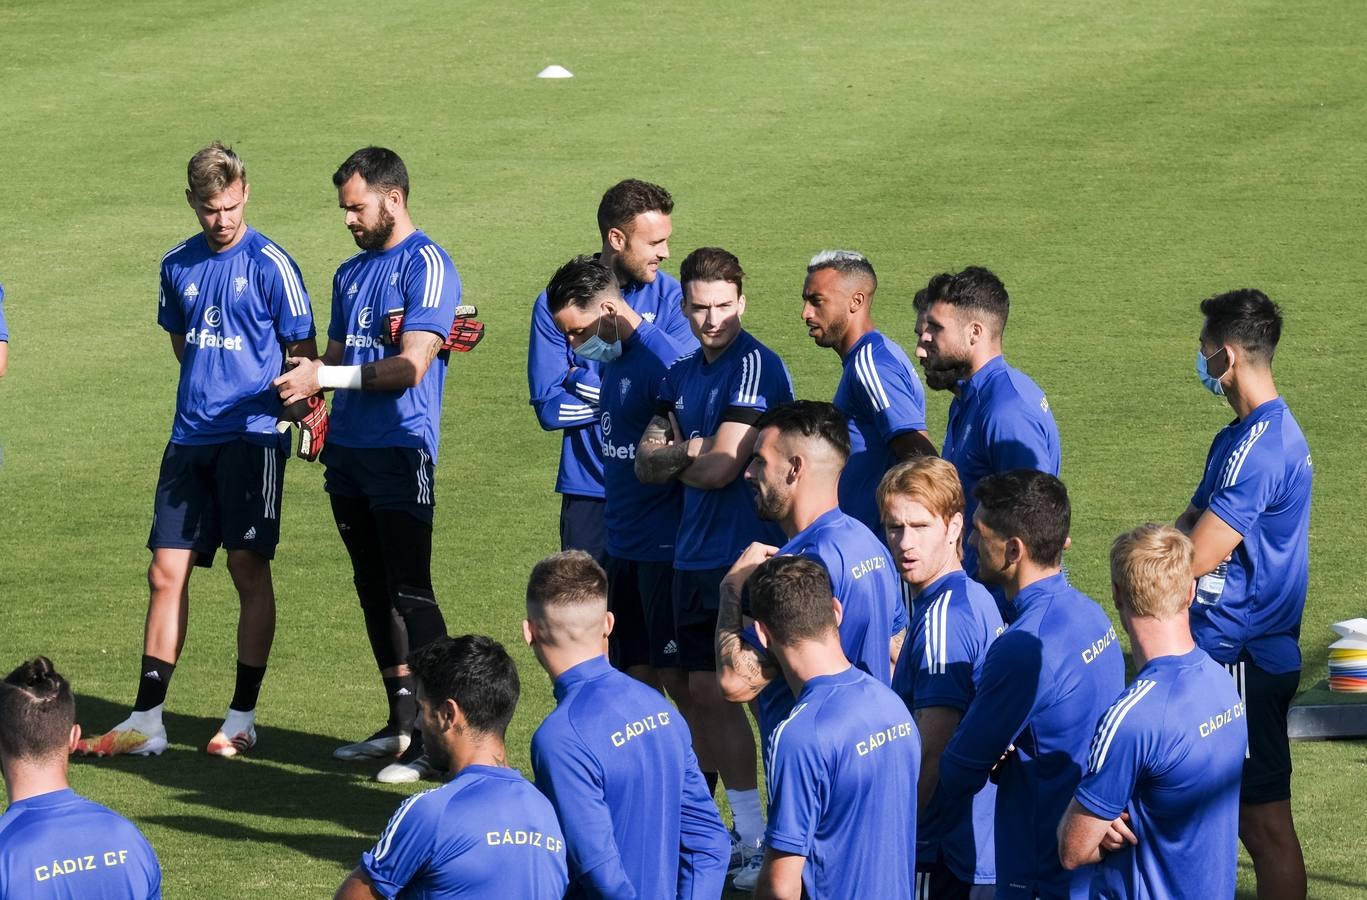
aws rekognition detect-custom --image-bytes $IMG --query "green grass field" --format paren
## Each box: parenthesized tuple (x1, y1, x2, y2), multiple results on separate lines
(2, 0, 1365, 895)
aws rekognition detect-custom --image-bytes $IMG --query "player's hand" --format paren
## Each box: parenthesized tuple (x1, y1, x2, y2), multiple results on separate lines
(724, 542, 779, 593)
(280, 394, 328, 461)
(1100, 811, 1137, 852)
(442, 318, 485, 352)
(988, 744, 1017, 783)
(273, 357, 322, 404)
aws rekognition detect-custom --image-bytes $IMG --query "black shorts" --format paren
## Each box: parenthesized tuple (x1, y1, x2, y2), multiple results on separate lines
(147, 438, 286, 567)
(1224, 653, 1298, 805)
(322, 444, 436, 524)
(914, 861, 971, 900)
(560, 494, 606, 564)
(606, 556, 679, 670)
(672, 566, 728, 672)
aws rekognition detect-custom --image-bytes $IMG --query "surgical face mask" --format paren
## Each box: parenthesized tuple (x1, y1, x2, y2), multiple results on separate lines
(1196, 346, 1226, 396)
(574, 314, 622, 363)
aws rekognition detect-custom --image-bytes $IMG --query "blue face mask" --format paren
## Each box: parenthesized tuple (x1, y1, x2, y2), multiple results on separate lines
(1196, 346, 1226, 396)
(575, 314, 622, 364)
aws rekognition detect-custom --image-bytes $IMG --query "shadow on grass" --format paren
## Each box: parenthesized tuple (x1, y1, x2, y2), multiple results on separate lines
(71, 693, 412, 868)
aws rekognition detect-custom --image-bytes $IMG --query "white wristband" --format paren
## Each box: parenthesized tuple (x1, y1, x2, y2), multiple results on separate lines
(317, 365, 363, 390)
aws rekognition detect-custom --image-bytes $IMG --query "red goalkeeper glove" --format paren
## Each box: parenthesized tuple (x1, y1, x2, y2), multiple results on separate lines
(280, 394, 329, 462)
(382, 304, 481, 348)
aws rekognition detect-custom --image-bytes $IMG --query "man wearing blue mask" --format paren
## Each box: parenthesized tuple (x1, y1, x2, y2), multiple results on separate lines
(1176, 289, 1312, 900)
(544, 255, 696, 708)
(527, 180, 689, 565)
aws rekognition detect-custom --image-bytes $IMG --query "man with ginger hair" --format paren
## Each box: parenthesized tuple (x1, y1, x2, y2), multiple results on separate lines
(880, 456, 1003, 898)
(1059, 524, 1246, 899)
(525, 550, 729, 898)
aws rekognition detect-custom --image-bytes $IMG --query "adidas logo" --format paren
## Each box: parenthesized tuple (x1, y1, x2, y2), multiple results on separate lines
(347, 282, 359, 296)
(642, 312, 657, 324)
(243, 526, 257, 540)
(144, 671, 162, 681)
(663, 640, 678, 655)
(395, 687, 412, 697)
(184, 282, 199, 298)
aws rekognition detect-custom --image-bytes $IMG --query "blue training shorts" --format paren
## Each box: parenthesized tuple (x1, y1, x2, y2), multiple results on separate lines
(147, 437, 287, 567)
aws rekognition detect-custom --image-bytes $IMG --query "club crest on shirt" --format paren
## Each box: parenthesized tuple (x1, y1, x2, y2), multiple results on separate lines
(1040, 396, 1050, 412)
(618, 377, 631, 402)
(389, 273, 400, 286)
(233, 276, 248, 295)
(706, 387, 720, 420)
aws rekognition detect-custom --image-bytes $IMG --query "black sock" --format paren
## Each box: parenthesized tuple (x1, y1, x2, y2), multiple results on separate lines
(133, 655, 176, 712)
(384, 674, 417, 733)
(229, 661, 268, 713)
(704, 771, 720, 797)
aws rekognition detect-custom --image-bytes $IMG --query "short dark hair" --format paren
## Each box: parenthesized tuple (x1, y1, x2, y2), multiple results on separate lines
(749, 556, 837, 647)
(526, 550, 608, 611)
(1200, 288, 1282, 361)
(807, 250, 877, 294)
(409, 635, 519, 737)
(973, 469, 1071, 567)
(333, 146, 410, 199)
(597, 179, 673, 240)
(680, 247, 745, 294)
(0, 657, 75, 761)
(545, 255, 617, 315)
(914, 272, 953, 314)
(754, 400, 851, 463)
(931, 266, 1009, 332)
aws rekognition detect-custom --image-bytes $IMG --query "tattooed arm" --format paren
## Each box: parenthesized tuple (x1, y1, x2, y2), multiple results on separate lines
(716, 543, 781, 703)
(635, 413, 699, 484)
(889, 626, 907, 669)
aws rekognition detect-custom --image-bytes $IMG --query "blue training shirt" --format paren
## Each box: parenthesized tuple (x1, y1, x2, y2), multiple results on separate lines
(158, 228, 315, 446)
(598, 318, 697, 561)
(0, 283, 8, 341)
(892, 569, 1004, 886)
(833, 330, 927, 533)
(1189, 397, 1313, 674)
(0, 788, 162, 899)
(936, 572, 1123, 898)
(1075, 647, 1246, 900)
(657, 329, 794, 570)
(360, 765, 568, 899)
(530, 655, 730, 900)
(765, 666, 919, 898)
(745, 508, 906, 747)
(327, 230, 461, 463)
(942, 355, 1060, 576)
(528, 270, 691, 499)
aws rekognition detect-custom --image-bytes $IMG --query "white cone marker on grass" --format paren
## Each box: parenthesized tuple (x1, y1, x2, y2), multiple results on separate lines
(537, 65, 573, 79)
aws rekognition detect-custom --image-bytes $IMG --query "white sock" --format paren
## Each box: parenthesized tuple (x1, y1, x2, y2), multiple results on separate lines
(726, 788, 764, 847)
(127, 705, 164, 734)
(222, 707, 256, 735)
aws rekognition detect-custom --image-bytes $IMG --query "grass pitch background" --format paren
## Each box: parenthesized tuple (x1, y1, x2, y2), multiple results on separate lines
(2, 0, 1365, 895)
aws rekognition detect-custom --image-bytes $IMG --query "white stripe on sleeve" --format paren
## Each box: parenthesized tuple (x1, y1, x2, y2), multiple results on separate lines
(261, 243, 307, 318)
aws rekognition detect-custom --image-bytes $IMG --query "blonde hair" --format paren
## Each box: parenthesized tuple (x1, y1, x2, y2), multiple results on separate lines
(1110, 524, 1194, 619)
(877, 456, 964, 524)
(187, 141, 246, 200)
